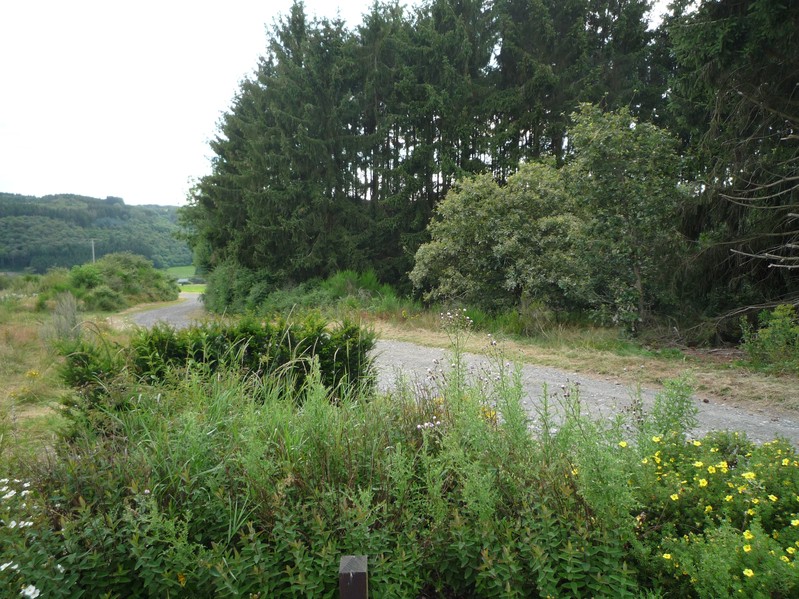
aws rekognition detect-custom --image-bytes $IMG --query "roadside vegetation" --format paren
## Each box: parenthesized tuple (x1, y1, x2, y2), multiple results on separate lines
(2, 311, 799, 597)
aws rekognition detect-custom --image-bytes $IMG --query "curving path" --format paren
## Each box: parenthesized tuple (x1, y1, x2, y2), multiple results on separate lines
(124, 297, 799, 446)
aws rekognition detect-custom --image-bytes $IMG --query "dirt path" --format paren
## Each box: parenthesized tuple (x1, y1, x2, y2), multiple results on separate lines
(123, 298, 799, 446)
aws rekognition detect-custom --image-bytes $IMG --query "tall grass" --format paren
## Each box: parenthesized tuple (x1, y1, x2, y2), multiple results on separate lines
(2, 321, 799, 597)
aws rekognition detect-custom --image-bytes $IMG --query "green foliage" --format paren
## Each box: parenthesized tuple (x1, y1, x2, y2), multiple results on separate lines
(61, 314, 375, 405)
(64, 253, 179, 311)
(411, 163, 587, 314)
(741, 304, 799, 374)
(5, 327, 799, 596)
(0, 192, 192, 272)
(566, 104, 686, 329)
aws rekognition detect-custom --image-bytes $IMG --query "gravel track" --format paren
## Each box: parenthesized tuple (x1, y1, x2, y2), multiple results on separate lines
(126, 295, 799, 446)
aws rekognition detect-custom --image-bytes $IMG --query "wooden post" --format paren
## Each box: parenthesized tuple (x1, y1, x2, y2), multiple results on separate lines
(339, 555, 368, 599)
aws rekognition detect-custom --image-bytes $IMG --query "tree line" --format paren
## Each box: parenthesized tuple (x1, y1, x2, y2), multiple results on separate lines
(182, 0, 798, 333)
(0, 193, 192, 272)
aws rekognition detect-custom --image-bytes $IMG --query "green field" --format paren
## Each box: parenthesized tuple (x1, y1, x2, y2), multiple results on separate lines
(164, 265, 196, 278)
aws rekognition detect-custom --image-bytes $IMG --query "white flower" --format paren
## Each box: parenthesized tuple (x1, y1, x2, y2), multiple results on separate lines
(7, 520, 17, 528)
(55, 564, 65, 573)
(0, 561, 17, 571)
(20, 585, 41, 598)
(2, 490, 16, 500)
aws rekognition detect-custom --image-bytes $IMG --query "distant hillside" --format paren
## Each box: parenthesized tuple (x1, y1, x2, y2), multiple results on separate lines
(0, 193, 192, 272)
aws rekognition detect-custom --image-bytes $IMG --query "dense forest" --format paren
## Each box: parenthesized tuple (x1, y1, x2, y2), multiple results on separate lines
(0, 193, 192, 272)
(181, 0, 798, 334)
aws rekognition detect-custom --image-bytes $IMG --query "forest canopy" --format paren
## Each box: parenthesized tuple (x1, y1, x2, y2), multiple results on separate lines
(181, 0, 799, 329)
(0, 193, 192, 272)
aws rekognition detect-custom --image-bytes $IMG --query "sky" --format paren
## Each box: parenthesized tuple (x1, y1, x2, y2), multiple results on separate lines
(0, 0, 386, 206)
(1, 0, 669, 207)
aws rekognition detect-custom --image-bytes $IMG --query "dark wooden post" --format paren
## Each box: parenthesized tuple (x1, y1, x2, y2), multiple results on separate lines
(339, 555, 368, 599)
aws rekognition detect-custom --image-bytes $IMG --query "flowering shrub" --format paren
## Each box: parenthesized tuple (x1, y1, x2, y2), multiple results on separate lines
(628, 432, 799, 597)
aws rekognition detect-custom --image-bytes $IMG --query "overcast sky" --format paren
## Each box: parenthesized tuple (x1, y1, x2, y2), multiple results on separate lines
(0, 0, 386, 206)
(1, 0, 668, 207)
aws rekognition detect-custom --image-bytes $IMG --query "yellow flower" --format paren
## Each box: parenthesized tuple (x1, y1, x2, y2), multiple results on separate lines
(699, 479, 708, 487)
(693, 461, 704, 468)
(742, 472, 756, 480)
(791, 519, 799, 527)
(671, 493, 680, 501)
(743, 544, 752, 553)
(652, 436, 661, 443)
(738, 485, 747, 493)
(752, 498, 760, 505)
(782, 556, 791, 563)
(705, 505, 713, 513)
(663, 553, 671, 560)
(788, 547, 797, 555)
(769, 495, 778, 502)
(707, 466, 716, 474)
(618, 441, 628, 448)
(783, 458, 791, 466)
(725, 495, 733, 502)
(641, 458, 649, 465)
(177, 573, 186, 587)
(747, 508, 756, 516)
(743, 568, 754, 578)
(692, 440, 701, 446)
(744, 530, 754, 540)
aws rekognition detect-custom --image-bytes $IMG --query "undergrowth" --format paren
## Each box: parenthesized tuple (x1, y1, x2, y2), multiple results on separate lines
(2, 318, 798, 597)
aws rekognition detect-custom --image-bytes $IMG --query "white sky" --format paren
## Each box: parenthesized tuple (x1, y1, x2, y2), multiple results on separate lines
(0, 0, 669, 207)
(0, 0, 385, 206)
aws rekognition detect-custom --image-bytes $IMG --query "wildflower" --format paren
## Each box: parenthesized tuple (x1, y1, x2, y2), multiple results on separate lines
(783, 458, 791, 466)
(788, 547, 797, 555)
(743, 545, 751, 553)
(641, 458, 649, 465)
(20, 585, 40, 598)
(742, 472, 756, 480)
(692, 440, 702, 447)
(55, 564, 65, 573)
(769, 495, 778, 502)
(747, 508, 756, 516)
(671, 493, 680, 501)
(792, 520, 799, 527)
(618, 441, 628, 448)
(0, 562, 17, 571)
(705, 505, 713, 513)
(744, 530, 755, 540)
(178, 572, 187, 587)
(752, 498, 760, 505)
(652, 436, 661, 443)
(743, 569, 754, 578)
(663, 553, 672, 560)
(2, 489, 16, 500)
(725, 495, 733, 502)
(693, 461, 704, 468)
(707, 466, 716, 474)
(738, 485, 746, 493)
(699, 479, 708, 487)
(782, 556, 791, 563)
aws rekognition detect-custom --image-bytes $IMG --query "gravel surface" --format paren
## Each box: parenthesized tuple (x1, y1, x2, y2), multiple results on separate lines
(375, 339, 799, 446)
(127, 295, 799, 446)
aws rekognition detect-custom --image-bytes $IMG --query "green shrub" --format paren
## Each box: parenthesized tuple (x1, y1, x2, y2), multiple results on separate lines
(741, 304, 799, 374)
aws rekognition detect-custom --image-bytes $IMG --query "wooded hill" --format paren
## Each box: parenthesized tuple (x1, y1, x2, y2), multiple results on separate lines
(180, 0, 798, 329)
(0, 193, 192, 272)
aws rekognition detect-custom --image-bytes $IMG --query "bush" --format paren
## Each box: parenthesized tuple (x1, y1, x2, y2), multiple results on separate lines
(741, 304, 799, 374)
